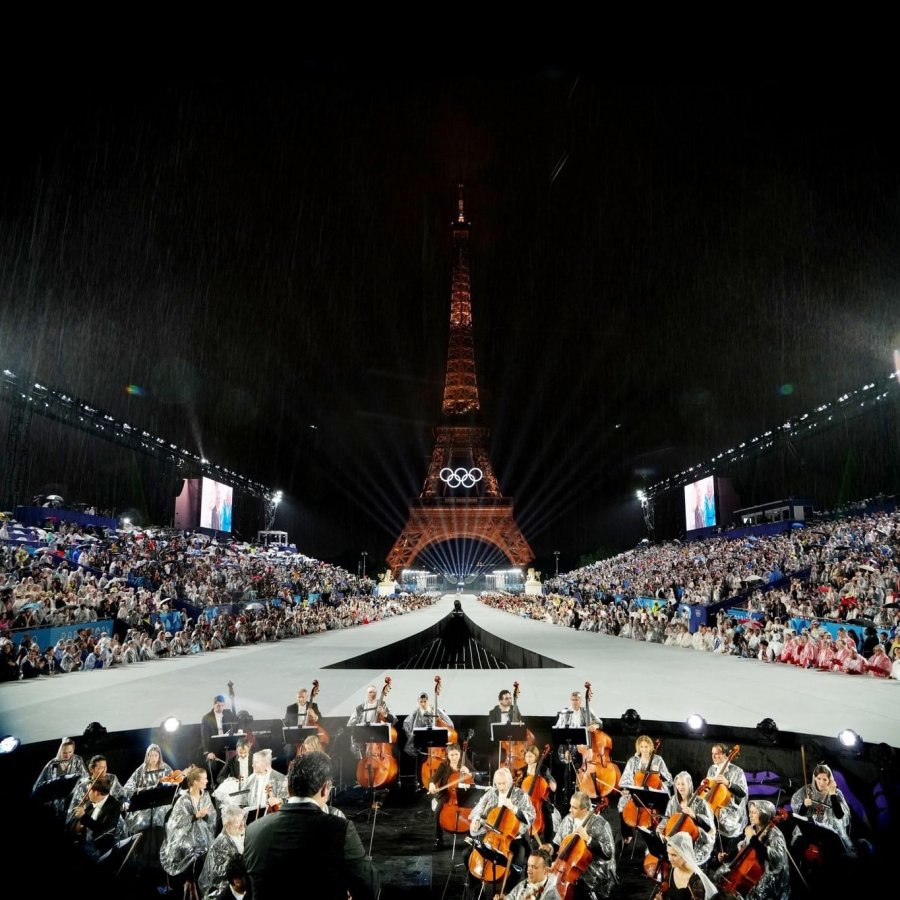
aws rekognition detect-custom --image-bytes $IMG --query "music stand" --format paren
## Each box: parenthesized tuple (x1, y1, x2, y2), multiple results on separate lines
(98, 833, 143, 878)
(490, 722, 528, 772)
(127, 782, 178, 866)
(210, 733, 239, 755)
(414, 726, 450, 788)
(31, 773, 79, 805)
(552, 726, 588, 805)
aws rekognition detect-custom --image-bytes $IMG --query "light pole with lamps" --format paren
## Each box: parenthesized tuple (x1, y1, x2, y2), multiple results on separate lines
(361, 551, 368, 578)
(554, 550, 560, 577)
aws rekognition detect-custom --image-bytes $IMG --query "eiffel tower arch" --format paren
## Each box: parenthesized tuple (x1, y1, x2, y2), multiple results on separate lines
(388, 189, 532, 577)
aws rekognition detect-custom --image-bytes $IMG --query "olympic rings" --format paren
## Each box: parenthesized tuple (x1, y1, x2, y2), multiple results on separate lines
(439, 467, 484, 489)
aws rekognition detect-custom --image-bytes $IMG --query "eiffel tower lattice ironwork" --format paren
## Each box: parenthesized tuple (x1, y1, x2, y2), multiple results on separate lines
(387, 188, 533, 575)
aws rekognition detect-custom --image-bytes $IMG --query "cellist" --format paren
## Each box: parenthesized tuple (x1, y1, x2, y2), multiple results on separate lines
(516, 744, 559, 844)
(658, 772, 716, 866)
(617, 735, 673, 847)
(467, 767, 535, 890)
(427, 742, 471, 850)
(548, 790, 616, 899)
(789, 763, 853, 856)
(716, 800, 790, 900)
(706, 743, 749, 860)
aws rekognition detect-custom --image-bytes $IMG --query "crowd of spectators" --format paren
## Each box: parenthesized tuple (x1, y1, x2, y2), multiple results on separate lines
(0, 520, 435, 681)
(481, 509, 900, 680)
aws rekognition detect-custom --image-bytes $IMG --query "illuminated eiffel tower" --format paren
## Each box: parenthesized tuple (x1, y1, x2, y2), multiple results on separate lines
(387, 188, 532, 578)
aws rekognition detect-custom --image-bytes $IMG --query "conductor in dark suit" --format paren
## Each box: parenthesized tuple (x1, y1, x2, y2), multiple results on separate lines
(244, 751, 379, 900)
(283, 687, 321, 727)
(200, 694, 238, 766)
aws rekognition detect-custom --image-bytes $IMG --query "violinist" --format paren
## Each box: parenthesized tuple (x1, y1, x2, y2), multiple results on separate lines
(403, 692, 454, 757)
(549, 790, 616, 899)
(617, 735, 673, 846)
(659, 772, 716, 866)
(124, 742, 175, 834)
(66, 754, 125, 820)
(789, 763, 852, 855)
(717, 800, 790, 900)
(197, 804, 246, 900)
(651, 832, 718, 900)
(427, 742, 471, 850)
(516, 744, 558, 844)
(706, 743, 748, 859)
(284, 687, 320, 726)
(68, 774, 124, 859)
(467, 767, 536, 887)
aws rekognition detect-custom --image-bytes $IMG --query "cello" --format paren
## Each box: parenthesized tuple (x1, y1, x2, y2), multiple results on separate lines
(622, 738, 664, 829)
(550, 808, 598, 900)
(356, 677, 399, 789)
(467, 787, 521, 889)
(520, 743, 553, 844)
(420, 675, 457, 786)
(499, 681, 535, 771)
(698, 744, 741, 816)
(719, 809, 789, 896)
(436, 735, 475, 835)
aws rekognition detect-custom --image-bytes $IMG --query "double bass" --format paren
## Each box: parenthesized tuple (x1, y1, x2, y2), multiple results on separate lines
(420, 675, 457, 786)
(305, 680, 329, 747)
(356, 677, 399, 789)
(576, 682, 620, 799)
(499, 681, 535, 771)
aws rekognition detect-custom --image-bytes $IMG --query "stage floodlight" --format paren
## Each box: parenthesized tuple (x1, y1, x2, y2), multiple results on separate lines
(0, 735, 20, 754)
(757, 718, 779, 743)
(686, 714, 707, 733)
(838, 729, 862, 750)
(621, 709, 642, 734)
(162, 717, 181, 733)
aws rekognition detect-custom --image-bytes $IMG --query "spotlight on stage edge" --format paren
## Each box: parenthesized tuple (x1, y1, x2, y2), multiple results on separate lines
(685, 714, 706, 732)
(838, 728, 862, 749)
(162, 717, 181, 733)
(0, 735, 20, 754)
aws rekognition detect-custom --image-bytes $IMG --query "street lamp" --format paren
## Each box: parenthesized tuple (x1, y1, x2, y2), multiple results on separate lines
(361, 551, 368, 578)
(554, 550, 560, 577)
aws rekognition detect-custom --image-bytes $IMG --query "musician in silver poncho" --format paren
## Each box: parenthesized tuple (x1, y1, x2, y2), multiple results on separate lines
(65, 754, 126, 824)
(239, 749, 287, 818)
(659, 771, 716, 866)
(705, 743, 748, 855)
(123, 743, 174, 833)
(789, 763, 852, 854)
(32, 737, 88, 818)
(197, 804, 244, 900)
(719, 800, 790, 900)
(160, 767, 218, 890)
(551, 790, 616, 899)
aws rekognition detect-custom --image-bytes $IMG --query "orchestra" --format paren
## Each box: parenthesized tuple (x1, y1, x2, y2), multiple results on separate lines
(24, 677, 860, 900)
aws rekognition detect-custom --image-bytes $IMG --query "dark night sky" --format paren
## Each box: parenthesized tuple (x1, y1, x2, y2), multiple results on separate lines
(1, 77, 898, 572)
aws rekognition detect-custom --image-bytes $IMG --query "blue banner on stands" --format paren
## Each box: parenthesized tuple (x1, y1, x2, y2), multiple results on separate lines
(10, 620, 114, 651)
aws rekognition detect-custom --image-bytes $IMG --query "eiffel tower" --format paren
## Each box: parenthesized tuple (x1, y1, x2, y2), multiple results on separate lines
(387, 188, 532, 577)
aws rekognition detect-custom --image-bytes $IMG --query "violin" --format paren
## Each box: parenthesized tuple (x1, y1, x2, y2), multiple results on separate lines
(356, 676, 399, 789)
(719, 809, 789, 895)
(161, 769, 186, 784)
(499, 681, 535, 771)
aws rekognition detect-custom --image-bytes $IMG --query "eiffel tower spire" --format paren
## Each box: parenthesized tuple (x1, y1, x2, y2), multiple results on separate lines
(441, 184, 480, 417)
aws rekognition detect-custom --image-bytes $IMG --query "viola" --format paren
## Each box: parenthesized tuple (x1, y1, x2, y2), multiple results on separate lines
(719, 810, 789, 896)
(550, 812, 596, 900)
(356, 676, 399, 789)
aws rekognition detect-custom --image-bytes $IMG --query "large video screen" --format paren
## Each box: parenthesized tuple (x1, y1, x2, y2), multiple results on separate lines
(684, 476, 716, 531)
(200, 477, 234, 532)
